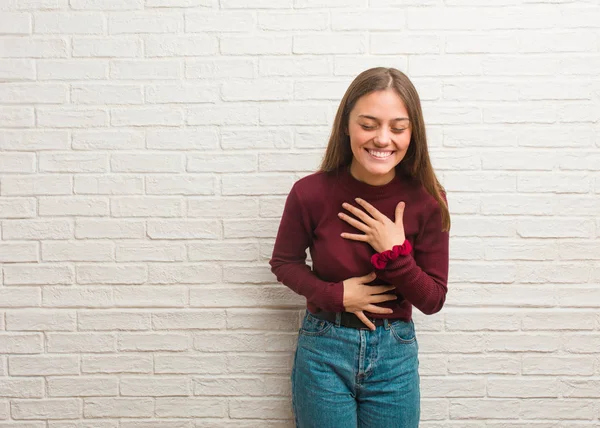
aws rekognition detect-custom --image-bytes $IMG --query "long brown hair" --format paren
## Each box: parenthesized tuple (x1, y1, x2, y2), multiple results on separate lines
(319, 67, 450, 232)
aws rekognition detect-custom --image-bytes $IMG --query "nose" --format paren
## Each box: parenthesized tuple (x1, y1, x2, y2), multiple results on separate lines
(374, 128, 392, 146)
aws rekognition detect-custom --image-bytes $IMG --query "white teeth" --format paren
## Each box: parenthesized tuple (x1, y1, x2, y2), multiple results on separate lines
(368, 149, 393, 159)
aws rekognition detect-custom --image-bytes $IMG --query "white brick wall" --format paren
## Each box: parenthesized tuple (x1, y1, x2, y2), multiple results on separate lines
(0, 0, 599, 426)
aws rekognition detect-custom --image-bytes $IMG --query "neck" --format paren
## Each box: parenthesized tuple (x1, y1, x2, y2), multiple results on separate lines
(349, 161, 396, 186)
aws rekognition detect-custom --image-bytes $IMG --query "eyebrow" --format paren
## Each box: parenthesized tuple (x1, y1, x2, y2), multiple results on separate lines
(358, 114, 409, 122)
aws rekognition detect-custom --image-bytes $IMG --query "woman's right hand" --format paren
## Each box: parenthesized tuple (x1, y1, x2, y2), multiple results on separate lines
(342, 272, 397, 329)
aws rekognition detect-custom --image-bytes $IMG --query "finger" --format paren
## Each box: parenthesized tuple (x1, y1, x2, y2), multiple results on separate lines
(355, 198, 387, 223)
(355, 311, 376, 331)
(359, 272, 377, 282)
(340, 232, 369, 242)
(395, 201, 406, 226)
(365, 304, 395, 315)
(341, 202, 377, 226)
(370, 293, 398, 304)
(338, 212, 369, 233)
(369, 285, 397, 294)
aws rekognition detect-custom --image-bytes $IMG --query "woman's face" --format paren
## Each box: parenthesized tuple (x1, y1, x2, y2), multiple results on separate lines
(347, 88, 411, 186)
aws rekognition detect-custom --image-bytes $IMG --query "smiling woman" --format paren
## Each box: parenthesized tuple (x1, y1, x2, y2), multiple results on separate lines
(270, 67, 450, 428)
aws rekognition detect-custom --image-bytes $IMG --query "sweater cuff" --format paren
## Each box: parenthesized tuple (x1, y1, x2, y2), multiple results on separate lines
(317, 281, 345, 312)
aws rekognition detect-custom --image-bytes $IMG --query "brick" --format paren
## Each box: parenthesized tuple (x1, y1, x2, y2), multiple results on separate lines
(229, 398, 292, 419)
(39, 196, 109, 216)
(117, 333, 188, 351)
(446, 33, 519, 53)
(73, 37, 142, 57)
(147, 128, 219, 150)
(0, 152, 37, 177)
(259, 104, 328, 125)
(1, 175, 71, 196)
(11, 399, 81, 420)
(222, 80, 292, 101)
(259, 152, 322, 172)
(185, 11, 255, 32)
(0, 242, 38, 262)
(187, 153, 257, 173)
(152, 310, 226, 330)
(259, 57, 329, 77)
(110, 60, 180, 80)
(42, 241, 115, 262)
(294, 79, 349, 100)
(73, 130, 144, 150)
(0, 334, 43, 354)
(6, 310, 76, 331)
(43, 286, 113, 308)
(450, 398, 520, 420)
(77, 264, 147, 285)
(188, 197, 258, 218)
(75, 219, 144, 239)
(221, 128, 291, 149)
(0, 287, 42, 308)
(226, 308, 300, 332)
(259, 12, 327, 30)
(0, 83, 67, 103)
(0, 37, 67, 58)
(186, 105, 258, 125)
(187, 58, 254, 78)
(34, 12, 104, 34)
(0, 107, 34, 127)
(111, 107, 184, 126)
(189, 286, 304, 308)
(145, 35, 217, 57)
(294, 34, 366, 54)
(447, 355, 520, 375)
(487, 377, 559, 402)
(84, 398, 153, 418)
(70, 0, 143, 9)
(0, 378, 43, 398)
(224, 219, 279, 238)
(116, 242, 185, 262)
(78, 310, 151, 331)
(37, 108, 108, 128)
(410, 55, 482, 76)
(47, 333, 115, 353)
(82, 354, 153, 374)
(146, 174, 217, 195)
(188, 241, 258, 261)
(48, 377, 118, 397)
(421, 378, 485, 398)
(154, 398, 225, 418)
(147, 264, 221, 284)
(147, 220, 220, 239)
(72, 84, 143, 104)
(220, 35, 292, 55)
(111, 153, 183, 172)
(74, 175, 144, 195)
(37, 59, 107, 80)
(110, 197, 184, 217)
(519, 399, 595, 420)
(4, 264, 74, 285)
(3, 219, 73, 240)
(109, 12, 182, 34)
(333, 56, 407, 76)
(120, 377, 189, 396)
(40, 152, 107, 173)
(113, 286, 187, 307)
(9, 355, 78, 375)
(0, 12, 32, 34)
(154, 354, 226, 374)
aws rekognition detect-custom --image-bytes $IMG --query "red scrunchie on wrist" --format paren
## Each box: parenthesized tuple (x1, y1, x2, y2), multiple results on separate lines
(370, 240, 412, 269)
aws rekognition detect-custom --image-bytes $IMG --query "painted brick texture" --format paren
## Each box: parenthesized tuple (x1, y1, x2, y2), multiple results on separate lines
(0, 0, 599, 426)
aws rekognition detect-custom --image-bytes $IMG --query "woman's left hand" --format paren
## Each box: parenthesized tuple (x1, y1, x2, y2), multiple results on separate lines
(338, 198, 406, 253)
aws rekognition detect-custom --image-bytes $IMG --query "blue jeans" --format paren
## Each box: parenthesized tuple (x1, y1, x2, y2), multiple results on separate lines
(291, 311, 420, 428)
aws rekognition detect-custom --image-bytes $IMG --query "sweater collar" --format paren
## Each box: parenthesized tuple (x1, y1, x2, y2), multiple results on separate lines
(336, 166, 405, 199)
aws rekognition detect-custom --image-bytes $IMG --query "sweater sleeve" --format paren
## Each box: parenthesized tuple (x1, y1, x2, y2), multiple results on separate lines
(269, 184, 345, 312)
(376, 196, 449, 315)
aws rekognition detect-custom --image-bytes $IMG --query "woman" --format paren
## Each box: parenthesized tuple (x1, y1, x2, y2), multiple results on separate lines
(269, 67, 450, 427)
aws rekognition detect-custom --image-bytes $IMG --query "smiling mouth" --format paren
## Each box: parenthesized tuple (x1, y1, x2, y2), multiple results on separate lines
(366, 149, 394, 159)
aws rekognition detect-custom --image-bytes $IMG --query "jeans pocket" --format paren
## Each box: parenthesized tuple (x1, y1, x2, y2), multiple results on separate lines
(299, 312, 333, 337)
(390, 319, 417, 344)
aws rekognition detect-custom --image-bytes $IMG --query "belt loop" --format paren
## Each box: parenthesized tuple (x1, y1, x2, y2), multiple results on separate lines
(383, 319, 390, 330)
(335, 312, 342, 327)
